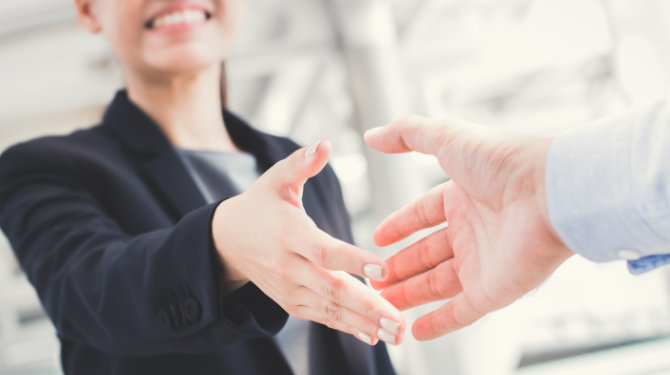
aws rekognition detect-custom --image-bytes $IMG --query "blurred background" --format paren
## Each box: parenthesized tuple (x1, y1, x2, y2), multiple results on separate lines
(2, 0, 670, 374)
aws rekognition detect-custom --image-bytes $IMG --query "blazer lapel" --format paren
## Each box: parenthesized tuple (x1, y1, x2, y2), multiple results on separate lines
(337, 331, 375, 374)
(100, 90, 278, 220)
(141, 149, 208, 218)
(101, 90, 207, 219)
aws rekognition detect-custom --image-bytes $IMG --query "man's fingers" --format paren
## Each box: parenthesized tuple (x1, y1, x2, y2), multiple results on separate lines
(380, 259, 461, 311)
(412, 293, 483, 341)
(371, 227, 453, 290)
(373, 183, 447, 247)
(260, 140, 331, 207)
(364, 115, 448, 155)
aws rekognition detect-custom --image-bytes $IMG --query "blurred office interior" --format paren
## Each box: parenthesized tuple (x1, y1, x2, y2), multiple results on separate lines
(2, 0, 670, 374)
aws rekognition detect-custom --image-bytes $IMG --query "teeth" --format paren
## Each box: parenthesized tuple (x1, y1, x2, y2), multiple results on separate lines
(151, 9, 207, 29)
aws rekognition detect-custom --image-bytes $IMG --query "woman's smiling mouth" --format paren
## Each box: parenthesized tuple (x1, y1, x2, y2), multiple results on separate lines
(145, 8, 212, 30)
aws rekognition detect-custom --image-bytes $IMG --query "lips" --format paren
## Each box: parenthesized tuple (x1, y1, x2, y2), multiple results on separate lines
(145, 7, 212, 30)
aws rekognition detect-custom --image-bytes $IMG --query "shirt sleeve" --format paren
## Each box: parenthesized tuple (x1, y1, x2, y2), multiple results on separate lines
(545, 100, 670, 273)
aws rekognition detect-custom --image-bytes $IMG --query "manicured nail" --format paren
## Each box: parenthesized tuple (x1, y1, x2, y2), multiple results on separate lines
(377, 328, 397, 345)
(379, 317, 399, 335)
(364, 127, 383, 139)
(363, 264, 384, 281)
(355, 330, 374, 346)
(305, 141, 321, 159)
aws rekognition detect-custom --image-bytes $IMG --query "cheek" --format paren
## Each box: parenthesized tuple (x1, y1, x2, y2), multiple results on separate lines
(100, 6, 146, 70)
(114, 28, 146, 66)
(219, 0, 247, 34)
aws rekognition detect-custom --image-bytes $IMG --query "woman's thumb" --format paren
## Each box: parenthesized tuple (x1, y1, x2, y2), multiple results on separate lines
(262, 140, 331, 206)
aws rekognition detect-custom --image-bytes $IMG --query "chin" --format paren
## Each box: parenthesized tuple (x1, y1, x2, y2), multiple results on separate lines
(154, 57, 217, 74)
(145, 48, 225, 75)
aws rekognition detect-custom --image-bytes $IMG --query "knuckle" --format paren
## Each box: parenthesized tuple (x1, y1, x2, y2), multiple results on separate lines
(413, 201, 430, 227)
(286, 284, 303, 301)
(277, 267, 289, 281)
(434, 128, 451, 146)
(323, 301, 342, 325)
(289, 305, 306, 319)
(362, 300, 377, 317)
(324, 277, 344, 303)
(429, 271, 449, 297)
(273, 257, 290, 280)
(322, 318, 336, 330)
(451, 302, 471, 329)
(276, 297, 296, 314)
(418, 242, 434, 269)
(314, 243, 329, 267)
(279, 154, 301, 180)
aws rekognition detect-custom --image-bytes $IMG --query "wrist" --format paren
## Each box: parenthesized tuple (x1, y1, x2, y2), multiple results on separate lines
(212, 197, 250, 289)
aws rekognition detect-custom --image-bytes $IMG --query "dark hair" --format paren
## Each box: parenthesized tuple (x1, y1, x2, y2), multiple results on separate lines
(220, 62, 228, 107)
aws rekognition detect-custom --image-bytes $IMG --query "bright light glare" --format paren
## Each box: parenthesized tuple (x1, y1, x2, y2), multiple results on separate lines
(616, 34, 668, 104)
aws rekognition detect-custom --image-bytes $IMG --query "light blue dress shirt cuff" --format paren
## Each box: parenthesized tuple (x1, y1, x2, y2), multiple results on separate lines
(545, 101, 670, 273)
(628, 254, 670, 275)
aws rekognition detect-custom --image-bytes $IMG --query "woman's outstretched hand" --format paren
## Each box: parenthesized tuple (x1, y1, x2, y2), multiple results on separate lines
(364, 116, 574, 341)
(211, 141, 404, 346)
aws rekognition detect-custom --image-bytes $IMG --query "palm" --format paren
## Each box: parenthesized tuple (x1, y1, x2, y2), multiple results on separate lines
(447, 183, 556, 321)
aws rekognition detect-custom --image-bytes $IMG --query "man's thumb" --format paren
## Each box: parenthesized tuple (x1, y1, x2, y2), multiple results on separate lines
(262, 140, 331, 206)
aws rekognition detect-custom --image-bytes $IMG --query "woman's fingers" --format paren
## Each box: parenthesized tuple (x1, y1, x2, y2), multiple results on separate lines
(294, 260, 405, 342)
(412, 293, 483, 341)
(259, 140, 332, 208)
(380, 259, 461, 311)
(373, 183, 447, 247)
(290, 287, 381, 346)
(298, 229, 387, 281)
(371, 227, 453, 290)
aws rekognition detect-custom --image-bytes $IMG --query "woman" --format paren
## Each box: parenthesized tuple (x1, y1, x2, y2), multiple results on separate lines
(0, 0, 405, 374)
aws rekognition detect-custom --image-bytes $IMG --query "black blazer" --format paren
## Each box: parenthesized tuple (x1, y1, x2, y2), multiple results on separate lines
(0, 91, 395, 375)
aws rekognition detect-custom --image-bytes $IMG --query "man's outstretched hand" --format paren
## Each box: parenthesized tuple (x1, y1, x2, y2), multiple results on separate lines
(364, 115, 574, 341)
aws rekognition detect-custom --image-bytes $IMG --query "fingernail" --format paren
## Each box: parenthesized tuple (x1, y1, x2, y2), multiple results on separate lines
(377, 328, 397, 345)
(363, 264, 384, 281)
(379, 317, 399, 335)
(355, 330, 374, 346)
(305, 141, 321, 159)
(364, 127, 383, 139)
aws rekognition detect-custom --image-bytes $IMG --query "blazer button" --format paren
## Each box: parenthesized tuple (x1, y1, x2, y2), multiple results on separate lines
(183, 297, 202, 323)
